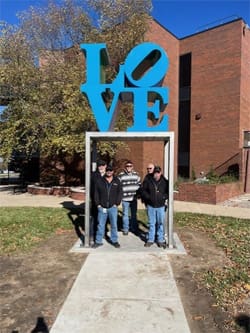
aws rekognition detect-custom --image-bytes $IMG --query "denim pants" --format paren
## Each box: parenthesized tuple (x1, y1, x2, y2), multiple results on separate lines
(122, 199, 138, 232)
(147, 205, 165, 243)
(96, 206, 118, 244)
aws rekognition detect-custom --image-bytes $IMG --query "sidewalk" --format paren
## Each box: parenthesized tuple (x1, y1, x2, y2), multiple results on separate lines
(1, 189, 249, 219)
(174, 197, 250, 219)
(50, 252, 191, 333)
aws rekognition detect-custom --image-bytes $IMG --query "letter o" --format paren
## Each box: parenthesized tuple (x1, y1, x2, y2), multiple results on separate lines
(124, 42, 169, 88)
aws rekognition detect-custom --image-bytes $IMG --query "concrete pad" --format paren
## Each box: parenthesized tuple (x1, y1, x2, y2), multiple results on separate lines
(70, 232, 187, 255)
(50, 253, 191, 333)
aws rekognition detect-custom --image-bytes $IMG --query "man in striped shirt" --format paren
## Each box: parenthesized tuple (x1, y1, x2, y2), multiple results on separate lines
(118, 160, 141, 235)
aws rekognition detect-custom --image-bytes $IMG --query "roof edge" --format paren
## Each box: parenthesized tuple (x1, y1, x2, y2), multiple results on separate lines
(179, 17, 246, 40)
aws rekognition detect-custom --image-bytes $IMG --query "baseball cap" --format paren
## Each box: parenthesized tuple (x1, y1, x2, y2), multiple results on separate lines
(153, 166, 161, 173)
(125, 160, 133, 166)
(97, 159, 106, 166)
(106, 165, 114, 171)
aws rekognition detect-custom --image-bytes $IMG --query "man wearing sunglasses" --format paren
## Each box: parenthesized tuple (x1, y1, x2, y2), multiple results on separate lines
(118, 160, 141, 236)
(145, 163, 155, 178)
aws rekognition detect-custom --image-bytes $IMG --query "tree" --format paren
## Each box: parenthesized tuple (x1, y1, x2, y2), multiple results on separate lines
(0, 0, 152, 185)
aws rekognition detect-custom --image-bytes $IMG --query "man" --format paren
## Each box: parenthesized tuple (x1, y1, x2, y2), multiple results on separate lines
(118, 160, 141, 235)
(141, 162, 155, 205)
(142, 162, 155, 183)
(141, 166, 168, 248)
(92, 165, 122, 248)
(146, 163, 155, 177)
(90, 159, 107, 241)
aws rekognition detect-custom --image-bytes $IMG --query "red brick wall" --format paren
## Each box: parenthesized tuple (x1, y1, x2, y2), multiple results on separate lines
(180, 20, 244, 178)
(174, 182, 244, 204)
(115, 141, 165, 180)
(240, 23, 250, 184)
(144, 20, 179, 179)
(115, 141, 145, 177)
(114, 19, 250, 190)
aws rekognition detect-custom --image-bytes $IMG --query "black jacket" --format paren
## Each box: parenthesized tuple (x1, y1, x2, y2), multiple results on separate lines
(94, 176, 122, 208)
(91, 171, 104, 199)
(141, 175, 169, 208)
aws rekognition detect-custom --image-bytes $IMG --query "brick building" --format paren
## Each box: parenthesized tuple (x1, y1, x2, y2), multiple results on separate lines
(1, 17, 249, 192)
(121, 18, 250, 191)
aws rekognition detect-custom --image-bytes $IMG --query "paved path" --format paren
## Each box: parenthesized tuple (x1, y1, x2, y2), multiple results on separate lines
(1, 189, 249, 219)
(50, 252, 191, 333)
(1, 189, 249, 332)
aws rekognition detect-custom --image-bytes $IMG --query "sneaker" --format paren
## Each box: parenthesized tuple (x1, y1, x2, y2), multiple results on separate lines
(112, 242, 121, 248)
(144, 242, 153, 247)
(122, 231, 129, 236)
(91, 243, 103, 249)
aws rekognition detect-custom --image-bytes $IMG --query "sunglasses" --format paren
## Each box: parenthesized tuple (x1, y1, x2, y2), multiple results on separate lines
(147, 167, 153, 170)
(126, 164, 133, 167)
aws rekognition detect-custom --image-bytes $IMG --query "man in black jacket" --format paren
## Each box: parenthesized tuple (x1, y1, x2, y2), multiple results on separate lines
(90, 159, 107, 240)
(141, 166, 168, 248)
(92, 165, 123, 248)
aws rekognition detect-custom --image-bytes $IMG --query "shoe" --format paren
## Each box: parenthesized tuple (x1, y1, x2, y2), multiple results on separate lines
(122, 231, 129, 235)
(91, 243, 103, 249)
(144, 242, 153, 247)
(112, 242, 121, 248)
(157, 242, 166, 248)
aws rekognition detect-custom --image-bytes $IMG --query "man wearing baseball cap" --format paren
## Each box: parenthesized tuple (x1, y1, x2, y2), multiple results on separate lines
(92, 165, 123, 248)
(90, 159, 107, 241)
(141, 166, 168, 248)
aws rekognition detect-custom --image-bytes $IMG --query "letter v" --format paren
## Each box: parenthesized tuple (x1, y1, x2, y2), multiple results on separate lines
(81, 85, 121, 131)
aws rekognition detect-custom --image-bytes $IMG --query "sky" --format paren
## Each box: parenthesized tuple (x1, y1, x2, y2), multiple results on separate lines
(0, 0, 250, 112)
(153, 0, 250, 38)
(0, 0, 249, 38)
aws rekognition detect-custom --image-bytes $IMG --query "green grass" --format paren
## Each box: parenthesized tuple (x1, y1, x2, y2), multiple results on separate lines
(174, 212, 250, 311)
(0, 207, 73, 254)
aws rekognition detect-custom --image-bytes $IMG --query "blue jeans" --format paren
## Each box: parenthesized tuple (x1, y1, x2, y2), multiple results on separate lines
(147, 205, 165, 243)
(96, 206, 118, 244)
(122, 199, 138, 232)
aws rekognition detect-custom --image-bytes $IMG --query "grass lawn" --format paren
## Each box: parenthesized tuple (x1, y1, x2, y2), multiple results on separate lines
(174, 212, 250, 312)
(0, 207, 73, 253)
(0, 207, 249, 313)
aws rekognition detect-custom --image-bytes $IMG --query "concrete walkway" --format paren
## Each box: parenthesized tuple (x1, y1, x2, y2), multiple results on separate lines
(50, 252, 191, 333)
(1, 189, 249, 332)
(1, 189, 249, 219)
(174, 198, 250, 219)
